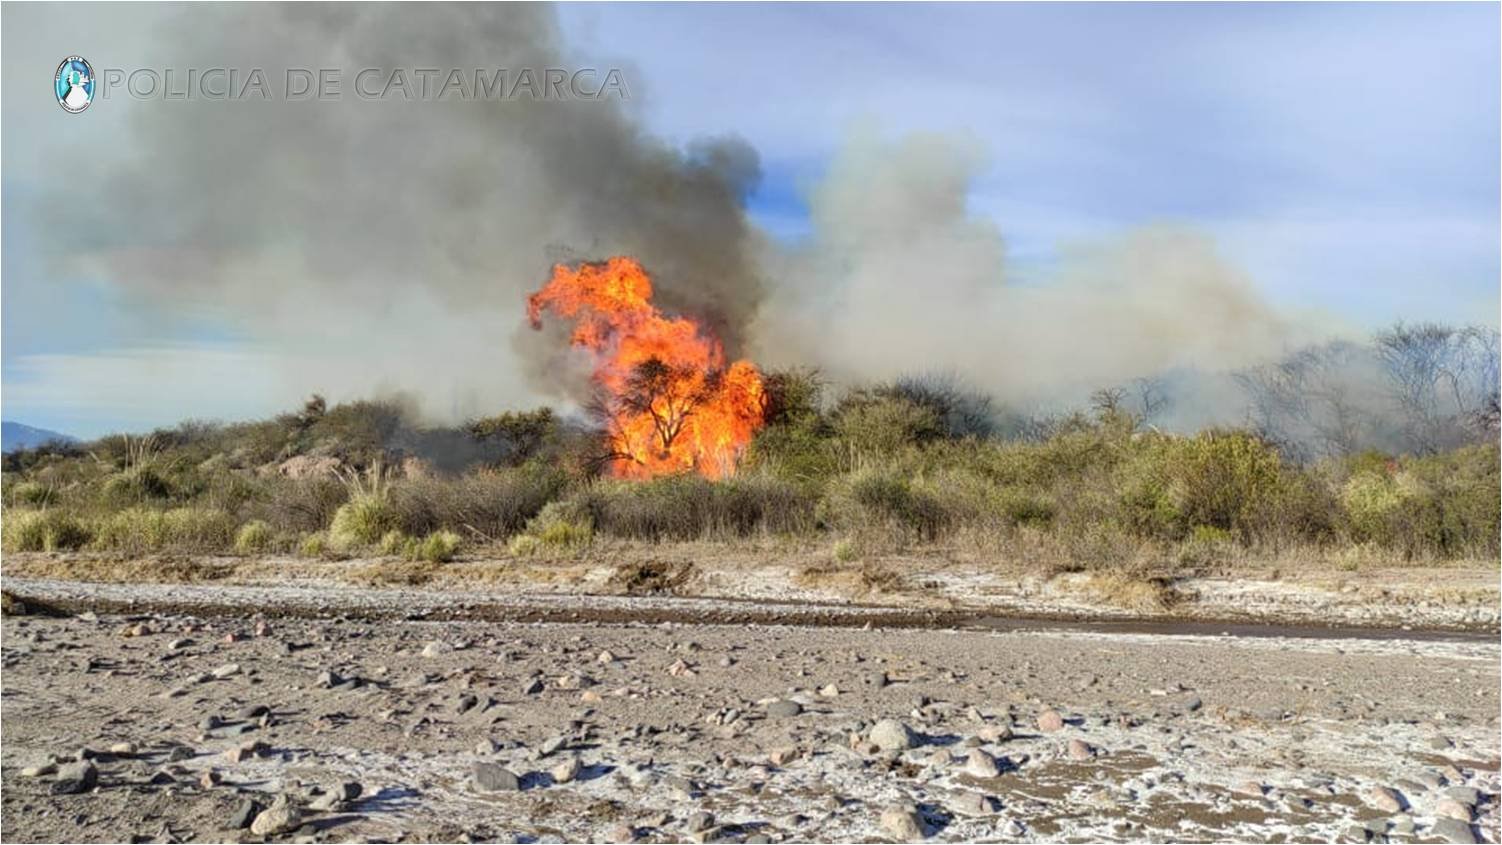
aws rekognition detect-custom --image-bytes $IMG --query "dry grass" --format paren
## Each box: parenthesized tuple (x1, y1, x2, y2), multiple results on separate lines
(1063, 572, 1183, 613)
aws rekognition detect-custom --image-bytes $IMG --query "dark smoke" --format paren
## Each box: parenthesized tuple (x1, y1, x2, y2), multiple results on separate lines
(46, 3, 765, 415)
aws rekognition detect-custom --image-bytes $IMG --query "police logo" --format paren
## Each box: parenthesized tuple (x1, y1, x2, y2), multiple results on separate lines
(55, 56, 95, 113)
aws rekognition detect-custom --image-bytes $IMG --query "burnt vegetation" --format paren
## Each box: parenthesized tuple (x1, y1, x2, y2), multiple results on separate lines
(3, 322, 1497, 573)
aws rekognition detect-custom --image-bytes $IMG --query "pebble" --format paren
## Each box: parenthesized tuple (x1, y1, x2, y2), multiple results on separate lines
(21, 763, 57, 778)
(1431, 817, 1478, 844)
(869, 718, 916, 751)
(1037, 709, 1065, 733)
(1067, 739, 1092, 761)
(1434, 798, 1472, 821)
(879, 805, 925, 840)
(421, 641, 450, 658)
(473, 761, 521, 792)
(210, 663, 241, 679)
(963, 748, 1002, 778)
(766, 699, 802, 718)
(1366, 785, 1406, 813)
(227, 798, 263, 829)
(686, 811, 715, 833)
(954, 792, 994, 816)
(249, 796, 302, 836)
(50, 761, 97, 794)
(522, 678, 545, 695)
(551, 756, 581, 784)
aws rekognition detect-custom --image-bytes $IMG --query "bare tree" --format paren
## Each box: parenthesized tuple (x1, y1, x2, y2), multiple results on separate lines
(1375, 323, 1500, 453)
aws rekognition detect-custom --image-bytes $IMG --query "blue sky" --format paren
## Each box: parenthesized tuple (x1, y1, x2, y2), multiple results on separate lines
(3, 2, 1498, 437)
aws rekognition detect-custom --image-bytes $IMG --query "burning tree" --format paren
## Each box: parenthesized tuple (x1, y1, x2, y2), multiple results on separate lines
(527, 257, 766, 478)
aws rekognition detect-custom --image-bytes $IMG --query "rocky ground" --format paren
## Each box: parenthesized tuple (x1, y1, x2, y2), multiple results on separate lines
(1, 579, 1498, 843)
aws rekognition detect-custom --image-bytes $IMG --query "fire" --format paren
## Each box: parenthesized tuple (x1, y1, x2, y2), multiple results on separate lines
(527, 257, 765, 478)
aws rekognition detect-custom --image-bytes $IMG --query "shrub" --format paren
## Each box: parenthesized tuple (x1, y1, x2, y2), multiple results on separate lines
(328, 494, 399, 550)
(9, 481, 55, 508)
(832, 395, 942, 467)
(233, 520, 274, 554)
(388, 466, 564, 539)
(507, 534, 542, 556)
(299, 532, 329, 557)
(411, 529, 462, 563)
(92, 507, 235, 553)
(379, 529, 409, 556)
(514, 499, 594, 551)
(1115, 430, 1290, 543)
(833, 537, 858, 562)
(3, 509, 91, 552)
(100, 466, 172, 505)
(253, 477, 348, 534)
(820, 468, 947, 544)
(576, 473, 814, 541)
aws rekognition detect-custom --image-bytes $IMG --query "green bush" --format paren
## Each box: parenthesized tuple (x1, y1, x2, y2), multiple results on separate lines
(299, 531, 329, 557)
(9, 481, 55, 508)
(388, 466, 564, 539)
(3, 509, 92, 552)
(233, 519, 274, 554)
(328, 494, 399, 550)
(575, 473, 814, 541)
(820, 468, 947, 543)
(1115, 430, 1290, 543)
(410, 529, 462, 563)
(515, 499, 594, 550)
(100, 466, 172, 505)
(92, 507, 235, 553)
(379, 529, 409, 556)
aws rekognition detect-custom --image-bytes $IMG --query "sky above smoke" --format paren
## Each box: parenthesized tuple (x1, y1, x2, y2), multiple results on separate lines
(3, 2, 1498, 437)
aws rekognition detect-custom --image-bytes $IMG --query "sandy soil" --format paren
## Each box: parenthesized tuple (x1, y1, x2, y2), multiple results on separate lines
(1, 577, 1498, 843)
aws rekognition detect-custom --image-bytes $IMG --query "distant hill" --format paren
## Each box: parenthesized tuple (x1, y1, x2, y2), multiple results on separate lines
(2, 421, 78, 453)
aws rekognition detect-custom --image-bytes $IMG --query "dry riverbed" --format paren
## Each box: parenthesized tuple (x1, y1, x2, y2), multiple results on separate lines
(1, 577, 1499, 843)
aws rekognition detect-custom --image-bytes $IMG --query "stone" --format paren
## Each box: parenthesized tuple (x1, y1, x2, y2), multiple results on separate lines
(869, 670, 889, 688)
(227, 798, 263, 830)
(421, 641, 450, 658)
(598, 650, 617, 664)
(1431, 818, 1478, 844)
(211, 663, 241, 679)
(1067, 739, 1093, 761)
(978, 724, 1013, 743)
(1434, 798, 1473, 821)
(249, 796, 302, 837)
(963, 748, 1002, 778)
(1037, 709, 1065, 733)
(236, 704, 270, 720)
(819, 684, 840, 698)
(108, 742, 136, 756)
(768, 746, 800, 766)
(522, 678, 545, 695)
(20, 763, 57, 778)
(1366, 785, 1406, 813)
(540, 735, 568, 757)
(50, 761, 98, 794)
(686, 811, 715, 833)
(473, 761, 521, 792)
(1233, 781, 1266, 798)
(1444, 786, 1480, 805)
(869, 719, 916, 752)
(954, 791, 994, 816)
(551, 756, 581, 784)
(880, 805, 925, 840)
(766, 699, 802, 718)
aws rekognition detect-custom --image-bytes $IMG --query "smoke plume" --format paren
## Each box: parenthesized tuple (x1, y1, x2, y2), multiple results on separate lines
(28, 5, 1359, 432)
(45, 3, 765, 418)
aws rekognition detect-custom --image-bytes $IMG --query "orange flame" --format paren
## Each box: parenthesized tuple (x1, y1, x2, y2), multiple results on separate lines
(527, 257, 765, 479)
